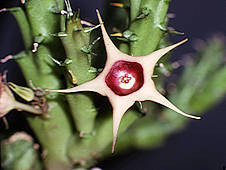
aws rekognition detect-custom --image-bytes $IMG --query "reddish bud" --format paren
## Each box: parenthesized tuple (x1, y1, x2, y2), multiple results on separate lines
(0, 76, 15, 117)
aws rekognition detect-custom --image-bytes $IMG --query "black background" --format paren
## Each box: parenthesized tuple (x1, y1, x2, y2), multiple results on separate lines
(0, 0, 226, 170)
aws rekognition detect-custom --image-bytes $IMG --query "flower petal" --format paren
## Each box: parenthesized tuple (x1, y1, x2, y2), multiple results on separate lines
(109, 96, 135, 152)
(142, 39, 188, 71)
(49, 78, 106, 96)
(96, 9, 129, 62)
(147, 85, 200, 119)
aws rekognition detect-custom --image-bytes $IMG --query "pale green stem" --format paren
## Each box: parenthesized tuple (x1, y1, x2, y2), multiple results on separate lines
(14, 101, 42, 115)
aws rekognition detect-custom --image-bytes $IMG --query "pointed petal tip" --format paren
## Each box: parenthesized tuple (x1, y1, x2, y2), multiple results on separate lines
(149, 90, 200, 120)
(178, 111, 201, 120)
(180, 38, 188, 44)
(96, 9, 103, 24)
(112, 120, 118, 154)
(187, 114, 201, 120)
(112, 138, 116, 153)
(196, 116, 201, 120)
(173, 38, 188, 48)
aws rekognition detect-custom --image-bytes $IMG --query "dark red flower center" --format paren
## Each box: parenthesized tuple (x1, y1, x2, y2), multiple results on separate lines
(105, 60, 144, 96)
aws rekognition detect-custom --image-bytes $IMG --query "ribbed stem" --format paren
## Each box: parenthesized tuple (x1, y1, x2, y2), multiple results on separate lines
(129, 0, 169, 56)
(61, 15, 97, 134)
(14, 0, 74, 169)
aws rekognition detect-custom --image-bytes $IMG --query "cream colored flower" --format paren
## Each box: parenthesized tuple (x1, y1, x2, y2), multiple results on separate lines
(51, 10, 200, 152)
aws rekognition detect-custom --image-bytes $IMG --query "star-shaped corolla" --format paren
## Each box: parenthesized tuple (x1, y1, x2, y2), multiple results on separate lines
(51, 10, 200, 152)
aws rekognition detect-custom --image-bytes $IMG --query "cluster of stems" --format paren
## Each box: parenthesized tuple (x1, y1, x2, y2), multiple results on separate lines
(1, 0, 226, 170)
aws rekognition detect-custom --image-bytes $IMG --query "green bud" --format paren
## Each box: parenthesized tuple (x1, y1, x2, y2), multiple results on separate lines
(8, 82, 34, 102)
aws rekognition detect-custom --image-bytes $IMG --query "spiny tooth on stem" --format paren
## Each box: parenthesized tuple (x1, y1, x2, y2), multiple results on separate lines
(0, 55, 13, 63)
(81, 20, 94, 27)
(110, 3, 124, 8)
(0, 8, 6, 12)
(20, 0, 25, 4)
(32, 43, 39, 53)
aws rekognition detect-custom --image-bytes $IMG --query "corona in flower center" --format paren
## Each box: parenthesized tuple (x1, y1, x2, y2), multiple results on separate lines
(105, 60, 144, 96)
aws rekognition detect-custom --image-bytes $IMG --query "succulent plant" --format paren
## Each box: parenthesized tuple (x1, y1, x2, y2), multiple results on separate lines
(0, 0, 225, 169)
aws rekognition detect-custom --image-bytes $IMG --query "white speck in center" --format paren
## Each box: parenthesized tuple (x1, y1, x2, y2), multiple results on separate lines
(118, 73, 135, 89)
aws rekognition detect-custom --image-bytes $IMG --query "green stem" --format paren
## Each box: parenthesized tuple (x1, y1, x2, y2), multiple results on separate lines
(16, 48, 73, 170)
(27, 45, 73, 170)
(14, 101, 42, 114)
(25, 0, 64, 43)
(13, 0, 74, 168)
(129, 0, 169, 56)
(61, 15, 97, 134)
(130, 0, 142, 21)
(9, 7, 33, 50)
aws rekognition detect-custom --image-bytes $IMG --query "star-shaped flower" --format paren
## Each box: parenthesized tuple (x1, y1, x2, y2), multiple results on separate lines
(51, 10, 200, 152)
